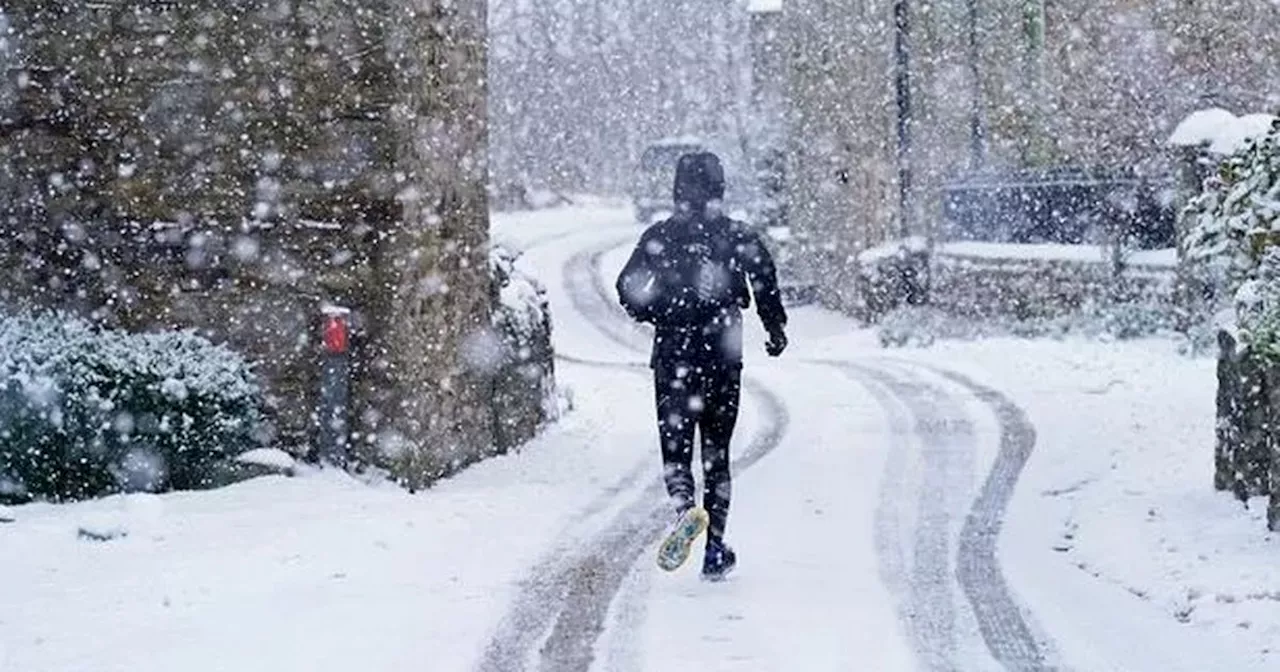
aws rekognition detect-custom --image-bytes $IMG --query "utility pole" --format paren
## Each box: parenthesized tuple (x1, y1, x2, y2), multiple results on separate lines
(894, 0, 913, 238)
(967, 0, 986, 170)
(1021, 0, 1045, 166)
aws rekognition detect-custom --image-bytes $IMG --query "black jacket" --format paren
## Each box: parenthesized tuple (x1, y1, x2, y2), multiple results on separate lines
(616, 211, 787, 369)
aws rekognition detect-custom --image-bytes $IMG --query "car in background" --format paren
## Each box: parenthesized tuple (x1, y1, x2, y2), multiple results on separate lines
(630, 137, 759, 223)
(631, 137, 706, 225)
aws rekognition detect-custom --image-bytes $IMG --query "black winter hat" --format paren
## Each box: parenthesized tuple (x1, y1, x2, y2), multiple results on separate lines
(673, 151, 726, 206)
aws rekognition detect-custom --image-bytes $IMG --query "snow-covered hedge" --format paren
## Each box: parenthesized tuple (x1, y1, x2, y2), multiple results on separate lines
(0, 311, 266, 503)
(1182, 117, 1280, 336)
(1180, 116, 1280, 528)
(488, 245, 559, 453)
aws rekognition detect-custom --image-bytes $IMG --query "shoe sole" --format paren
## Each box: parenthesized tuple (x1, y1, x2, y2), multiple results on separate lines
(656, 507, 709, 572)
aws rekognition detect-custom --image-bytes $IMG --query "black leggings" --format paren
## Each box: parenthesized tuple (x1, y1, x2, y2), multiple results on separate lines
(654, 362, 742, 542)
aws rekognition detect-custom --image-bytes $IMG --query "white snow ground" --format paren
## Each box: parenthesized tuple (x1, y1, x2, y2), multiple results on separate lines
(2, 203, 1276, 671)
(888, 340, 1280, 672)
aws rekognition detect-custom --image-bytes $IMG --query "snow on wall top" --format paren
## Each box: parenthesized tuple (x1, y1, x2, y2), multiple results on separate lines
(938, 241, 1178, 268)
(1169, 108, 1277, 155)
(748, 0, 782, 12)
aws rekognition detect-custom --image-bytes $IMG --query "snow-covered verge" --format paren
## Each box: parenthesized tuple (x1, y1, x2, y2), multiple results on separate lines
(878, 338, 1279, 670)
(0, 355, 663, 672)
(0, 310, 267, 504)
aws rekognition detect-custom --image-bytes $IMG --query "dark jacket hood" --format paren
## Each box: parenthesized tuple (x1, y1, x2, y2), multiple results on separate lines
(673, 151, 726, 208)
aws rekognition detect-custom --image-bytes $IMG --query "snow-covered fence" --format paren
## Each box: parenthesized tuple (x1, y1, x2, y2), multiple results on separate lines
(939, 168, 1176, 249)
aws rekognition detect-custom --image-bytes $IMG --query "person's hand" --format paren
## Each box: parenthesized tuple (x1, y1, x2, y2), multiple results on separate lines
(765, 327, 788, 357)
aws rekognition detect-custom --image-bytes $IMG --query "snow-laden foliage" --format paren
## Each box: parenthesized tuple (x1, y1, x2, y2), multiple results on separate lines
(1183, 119, 1280, 342)
(0, 310, 265, 503)
(1234, 248, 1280, 361)
(490, 245, 558, 410)
(491, 245, 551, 345)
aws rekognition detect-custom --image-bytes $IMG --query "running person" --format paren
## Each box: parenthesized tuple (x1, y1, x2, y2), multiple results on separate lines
(615, 151, 788, 580)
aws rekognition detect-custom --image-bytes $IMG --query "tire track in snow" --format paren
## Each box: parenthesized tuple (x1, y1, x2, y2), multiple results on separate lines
(479, 232, 789, 672)
(915, 364, 1046, 670)
(831, 359, 1047, 671)
(831, 362, 973, 670)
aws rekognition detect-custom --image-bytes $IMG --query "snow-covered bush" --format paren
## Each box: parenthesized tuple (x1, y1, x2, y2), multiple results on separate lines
(1182, 118, 1280, 332)
(1233, 248, 1280, 362)
(856, 237, 930, 322)
(1181, 119, 1280, 522)
(488, 245, 559, 452)
(0, 311, 266, 503)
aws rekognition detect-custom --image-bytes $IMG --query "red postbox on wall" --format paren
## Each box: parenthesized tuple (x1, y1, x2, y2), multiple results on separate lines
(322, 312, 349, 355)
(318, 304, 352, 466)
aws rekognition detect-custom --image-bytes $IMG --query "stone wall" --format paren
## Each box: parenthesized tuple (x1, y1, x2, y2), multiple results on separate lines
(856, 241, 1177, 325)
(0, 1, 547, 487)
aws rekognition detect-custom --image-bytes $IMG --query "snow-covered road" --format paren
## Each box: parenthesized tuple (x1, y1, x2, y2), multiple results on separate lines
(486, 212, 1046, 671)
(3, 204, 1277, 672)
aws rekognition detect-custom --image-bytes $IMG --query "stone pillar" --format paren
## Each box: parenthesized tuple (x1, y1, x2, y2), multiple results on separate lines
(1, 1, 520, 487)
(1216, 329, 1239, 491)
(1267, 365, 1280, 531)
(355, 0, 494, 489)
(1235, 346, 1272, 501)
